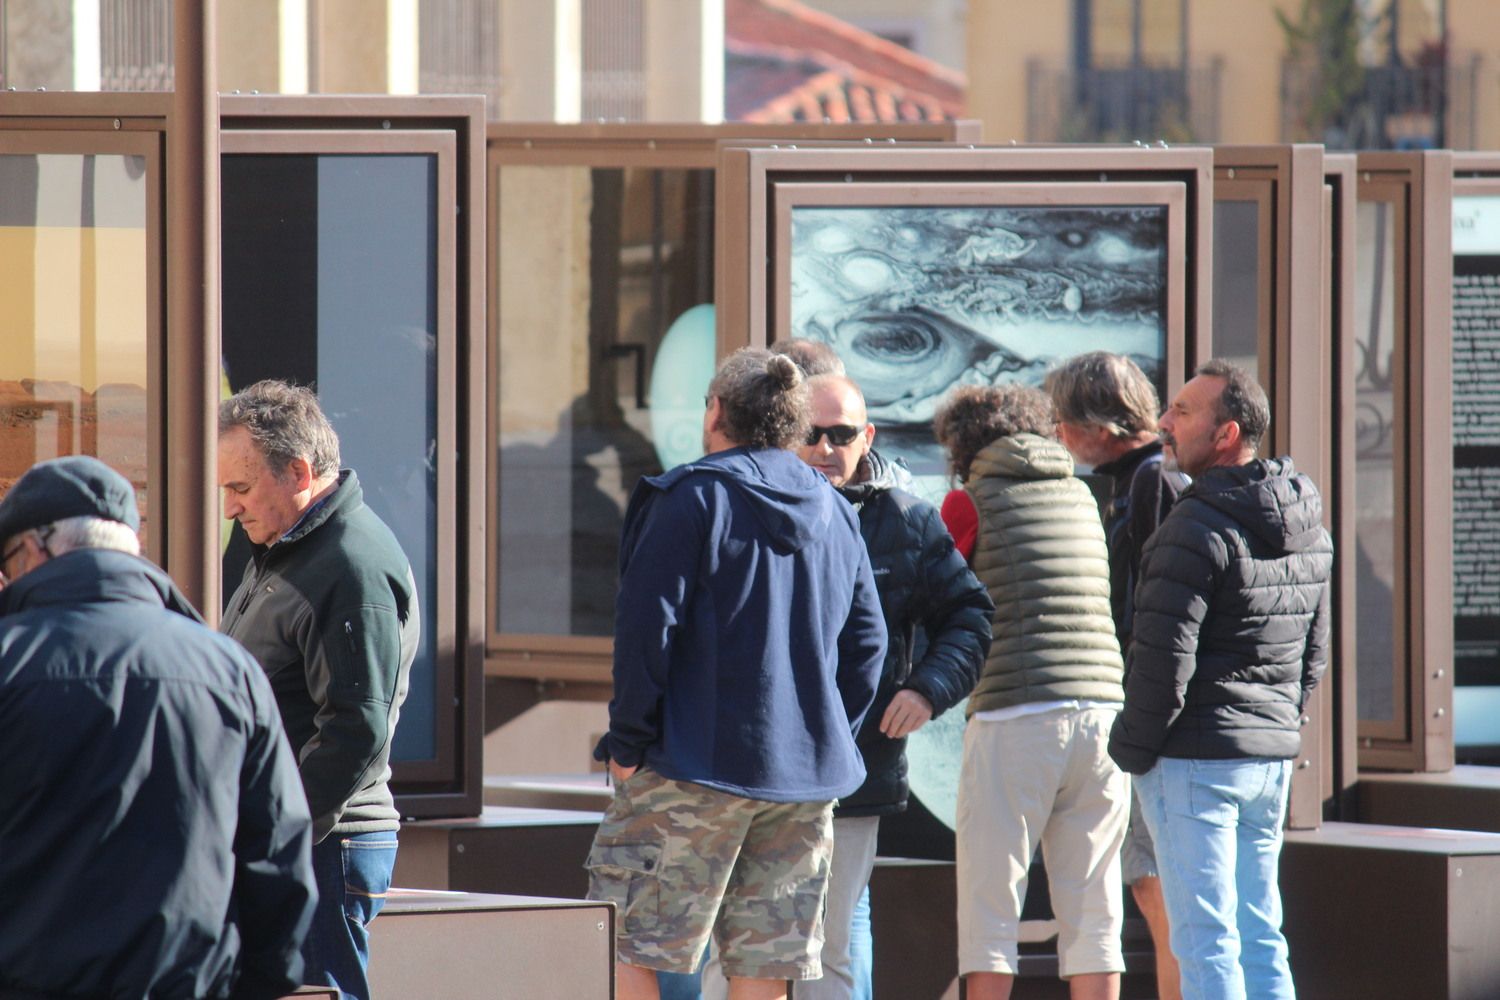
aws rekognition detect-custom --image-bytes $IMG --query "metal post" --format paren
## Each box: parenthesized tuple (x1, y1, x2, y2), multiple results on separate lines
(167, 0, 220, 617)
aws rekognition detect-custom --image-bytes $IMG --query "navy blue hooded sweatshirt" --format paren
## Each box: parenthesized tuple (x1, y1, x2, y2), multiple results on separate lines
(597, 447, 887, 803)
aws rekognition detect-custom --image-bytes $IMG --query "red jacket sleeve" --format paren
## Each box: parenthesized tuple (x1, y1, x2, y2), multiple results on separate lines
(940, 489, 979, 563)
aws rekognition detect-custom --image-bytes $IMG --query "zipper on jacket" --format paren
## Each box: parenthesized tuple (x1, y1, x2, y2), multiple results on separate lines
(344, 620, 357, 654)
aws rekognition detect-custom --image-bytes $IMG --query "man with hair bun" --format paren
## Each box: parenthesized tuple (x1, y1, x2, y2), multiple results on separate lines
(588, 347, 887, 1000)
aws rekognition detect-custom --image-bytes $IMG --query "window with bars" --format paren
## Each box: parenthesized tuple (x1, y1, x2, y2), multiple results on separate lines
(582, 0, 645, 121)
(418, 0, 501, 116)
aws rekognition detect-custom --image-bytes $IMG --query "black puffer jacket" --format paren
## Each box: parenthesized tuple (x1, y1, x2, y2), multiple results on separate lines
(835, 450, 993, 816)
(1108, 457, 1333, 775)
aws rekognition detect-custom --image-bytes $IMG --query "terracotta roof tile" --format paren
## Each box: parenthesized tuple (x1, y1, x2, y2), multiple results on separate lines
(726, 0, 966, 124)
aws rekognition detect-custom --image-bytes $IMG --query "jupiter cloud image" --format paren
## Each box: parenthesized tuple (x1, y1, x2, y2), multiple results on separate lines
(790, 203, 1170, 502)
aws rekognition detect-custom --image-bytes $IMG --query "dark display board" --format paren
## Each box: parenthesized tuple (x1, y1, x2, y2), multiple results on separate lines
(1452, 195, 1500, 752)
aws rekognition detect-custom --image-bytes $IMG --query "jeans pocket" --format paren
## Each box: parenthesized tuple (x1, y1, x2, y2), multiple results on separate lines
(340, 836, 398, 928)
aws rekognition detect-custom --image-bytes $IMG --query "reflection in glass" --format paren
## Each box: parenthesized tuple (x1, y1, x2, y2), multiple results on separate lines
(221, 154, 439, 762)
(790, 204, 1170, 502)
(496, 166, 715, 636)
(1353, 199, 1398, 725)
(0, 153, 150, 539)
(1212, 199, 1262, 373)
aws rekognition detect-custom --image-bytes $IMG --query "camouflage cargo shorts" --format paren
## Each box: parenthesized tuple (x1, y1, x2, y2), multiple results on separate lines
(584, 767, 835, 980)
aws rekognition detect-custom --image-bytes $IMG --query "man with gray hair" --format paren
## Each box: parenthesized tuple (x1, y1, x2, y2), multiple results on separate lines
(218, 379, 419, 1000)
(1109, 361, 1332, 999)
(589, 348, 886, 1000)
(0, 455, 316, 999)
(1046, 351, 1186, 1000)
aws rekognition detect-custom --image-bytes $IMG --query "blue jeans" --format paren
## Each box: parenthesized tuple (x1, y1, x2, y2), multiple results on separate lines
(849, 884, 873, 1000)
(304, 831, 399, 1000)
(1136, 758, 1294, 1000)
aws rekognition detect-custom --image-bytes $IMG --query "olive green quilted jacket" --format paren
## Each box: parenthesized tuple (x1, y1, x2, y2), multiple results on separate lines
(965, 433, 1123, 715)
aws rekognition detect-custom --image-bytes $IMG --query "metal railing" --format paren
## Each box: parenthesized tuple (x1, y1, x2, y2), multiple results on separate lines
(1026, 58, 1222, 144)
(1280, 54, 1483, 150)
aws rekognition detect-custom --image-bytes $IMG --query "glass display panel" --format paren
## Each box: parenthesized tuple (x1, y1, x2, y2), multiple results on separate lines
(1450, 194, 1500, 756)
(1353, 198, 1400, 727)
(1211, 199, 1262, 371)
(0, 153, 150, 539)
(221, 153, 440, 761)
(495, 166, 715, 637)
(787, 202, 1171, 502)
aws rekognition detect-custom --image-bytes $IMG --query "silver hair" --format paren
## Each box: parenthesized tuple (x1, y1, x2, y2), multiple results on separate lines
(36, 515, 141, 557)
(219, 380, 341, 479)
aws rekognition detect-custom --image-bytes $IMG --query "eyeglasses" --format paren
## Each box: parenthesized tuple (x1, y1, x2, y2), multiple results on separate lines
(0, 539, 25, 567)
(806, 424, 862, 447)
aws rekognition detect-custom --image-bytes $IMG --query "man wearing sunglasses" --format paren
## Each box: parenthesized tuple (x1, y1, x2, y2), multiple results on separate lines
(792, 373, 993, 1000)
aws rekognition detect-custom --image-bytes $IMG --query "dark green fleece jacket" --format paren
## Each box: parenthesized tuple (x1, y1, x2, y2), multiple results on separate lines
(221, 470, 418, 842)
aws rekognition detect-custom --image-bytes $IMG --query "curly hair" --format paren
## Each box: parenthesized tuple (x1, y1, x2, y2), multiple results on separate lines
(708, 348, 811, 450)
(933, 383, 1055, 482)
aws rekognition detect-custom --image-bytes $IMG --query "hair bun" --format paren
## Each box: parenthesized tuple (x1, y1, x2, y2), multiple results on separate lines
(765, 353, 802, 390)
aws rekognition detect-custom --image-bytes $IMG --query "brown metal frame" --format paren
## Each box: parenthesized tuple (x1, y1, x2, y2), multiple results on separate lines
(1324, 154, 1361, 813)
(221, 94, 487, 817)
(0, 127, 165, 565)
(221, 126, 460, 784)
(1355, 152, 1454, 773)
(714, 145, 1214, 377)
(1213, 146, 1333, 825)
(485, 122, 979, 685)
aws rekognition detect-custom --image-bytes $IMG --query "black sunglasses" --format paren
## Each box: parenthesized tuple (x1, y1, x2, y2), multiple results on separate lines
(806, 424, 861, 447)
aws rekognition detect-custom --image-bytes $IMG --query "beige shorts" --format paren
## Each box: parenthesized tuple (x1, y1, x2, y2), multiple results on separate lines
(956, 707, 1129, 978)
(585, 768, 835, 980)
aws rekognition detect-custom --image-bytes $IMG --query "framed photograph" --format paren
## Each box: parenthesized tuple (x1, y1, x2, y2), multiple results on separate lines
(771, 180, 1187, 500)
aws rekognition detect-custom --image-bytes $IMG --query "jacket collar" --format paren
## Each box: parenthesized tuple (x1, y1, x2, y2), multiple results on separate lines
(256, 469, 361, 557)
(0, 548, 204, 622)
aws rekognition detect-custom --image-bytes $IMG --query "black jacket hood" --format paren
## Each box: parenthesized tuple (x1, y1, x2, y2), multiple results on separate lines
(837, 448, 904, 506)
(1188, 457, 1326, 554)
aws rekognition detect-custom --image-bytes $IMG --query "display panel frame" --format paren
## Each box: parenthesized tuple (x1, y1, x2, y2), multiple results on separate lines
(485, 123, 979, 685)
(0, 127, 164, 564)
(1353, 151, 1454, 773)
(1211, 145, 1340, 825)
(1444, 154, 1500, 768)
(221, 94, 487, 819)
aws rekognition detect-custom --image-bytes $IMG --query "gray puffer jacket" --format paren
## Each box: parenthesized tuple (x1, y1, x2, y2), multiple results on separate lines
(965, 433, 1123, 715)
(1108, 457, 1333, 775)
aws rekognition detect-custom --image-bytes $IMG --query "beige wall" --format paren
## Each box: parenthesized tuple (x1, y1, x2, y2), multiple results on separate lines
(217, 0, 289, 94)
(1452, 0, 1500, 149)
(1189, 0, 1291, 144)
(3, 0, 73, 92)
(968, 0, 1070, 142)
